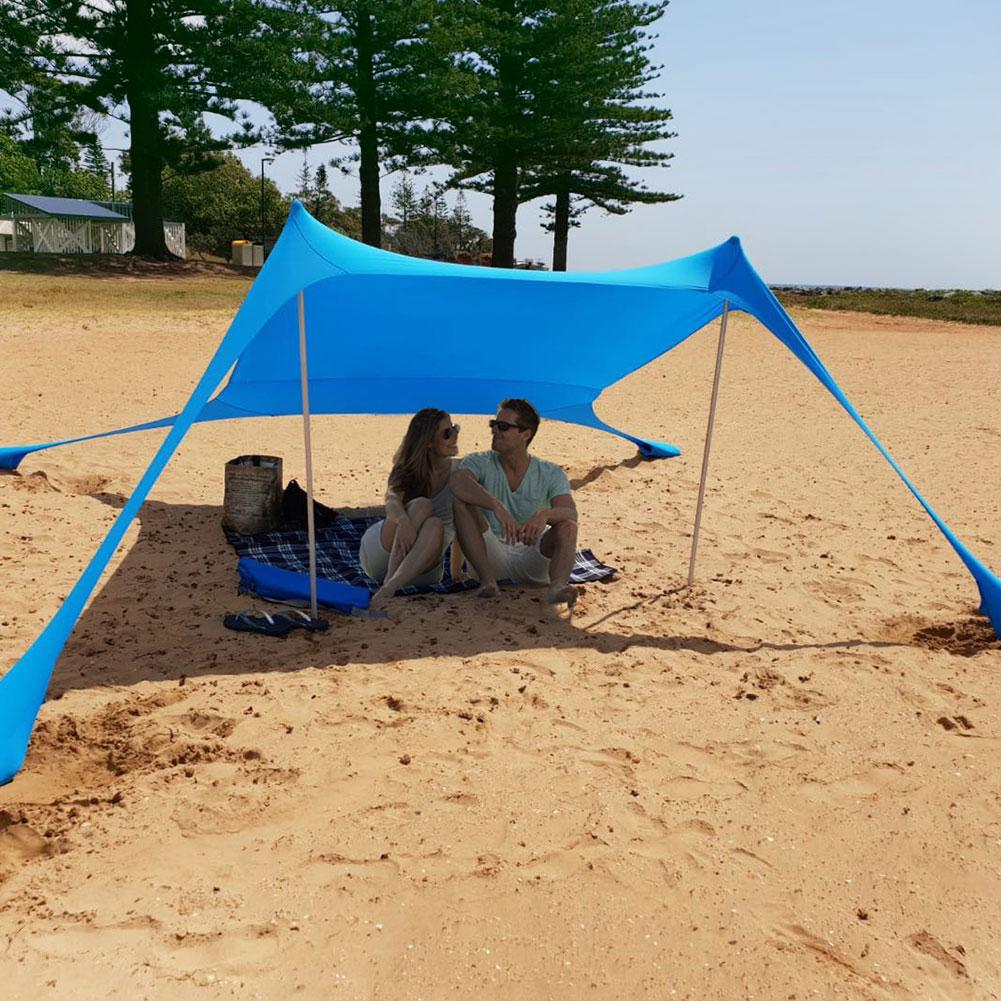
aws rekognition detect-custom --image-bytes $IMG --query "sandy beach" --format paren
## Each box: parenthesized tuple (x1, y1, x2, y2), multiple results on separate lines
(1, 274, 1000, 1000)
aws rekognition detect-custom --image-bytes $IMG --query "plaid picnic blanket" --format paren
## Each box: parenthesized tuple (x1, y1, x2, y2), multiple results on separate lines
(225, 515, 616, 596)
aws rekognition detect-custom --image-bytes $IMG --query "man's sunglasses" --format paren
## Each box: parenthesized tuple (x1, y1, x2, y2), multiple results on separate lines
(489, 419, 526, 433)
(441, 424, 461, 440)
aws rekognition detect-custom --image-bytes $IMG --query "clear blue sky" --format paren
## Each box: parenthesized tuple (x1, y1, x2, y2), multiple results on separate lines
(238, 0, 1000, 287)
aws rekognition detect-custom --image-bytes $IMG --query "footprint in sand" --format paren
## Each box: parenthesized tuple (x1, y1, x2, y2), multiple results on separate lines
(914, 618, 1000, 657)
(0, 810, 54, 872)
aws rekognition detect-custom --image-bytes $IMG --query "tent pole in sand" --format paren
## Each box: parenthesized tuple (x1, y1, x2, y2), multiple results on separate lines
(687, 300, 730, 587)
(297, 290, 319, 619)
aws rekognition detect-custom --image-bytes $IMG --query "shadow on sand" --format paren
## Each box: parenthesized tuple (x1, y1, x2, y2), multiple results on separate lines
(27, 477, 942, 698)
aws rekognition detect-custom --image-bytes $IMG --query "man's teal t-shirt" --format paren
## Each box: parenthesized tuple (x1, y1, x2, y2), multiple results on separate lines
(459, 451, 572, 538)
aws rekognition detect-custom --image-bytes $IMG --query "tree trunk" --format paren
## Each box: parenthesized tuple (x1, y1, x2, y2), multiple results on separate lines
(491, 158, 518, 267)
(355, 7, 382, 247)
(124, 0, 169, 258)
(490, 1, 519, 268)
(551, 178, 570, 272)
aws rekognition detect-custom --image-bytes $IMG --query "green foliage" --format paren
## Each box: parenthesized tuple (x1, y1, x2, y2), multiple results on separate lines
(0, 131, 110, 199)
(0, 0, 291, 254)
(775, 288, 1001, 328)
(438, 0, 678, 267)
(1, 0, 680, 263)
(521, 0, 680, 268)
(269, 0, 453, 245)
(0, 133, 41, 192)
(385, 175, 490, 259)
(161, 154, 289, 259)
(0, 73, 112, 200)
(289, 156, 362, 240)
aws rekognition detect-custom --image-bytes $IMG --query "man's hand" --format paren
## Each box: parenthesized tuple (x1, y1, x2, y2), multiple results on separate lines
(394, 515, 417, 556)
(492, 504, 520, 544)
(518, 509, 550, 545)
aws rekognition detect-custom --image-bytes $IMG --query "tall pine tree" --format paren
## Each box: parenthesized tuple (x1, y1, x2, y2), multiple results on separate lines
(521, 0, 679, 270)
(440, 0, 555, 268)
(0, 0, 292, 256)
(269, 0, 450, 247)
(440, 0, 677, 269)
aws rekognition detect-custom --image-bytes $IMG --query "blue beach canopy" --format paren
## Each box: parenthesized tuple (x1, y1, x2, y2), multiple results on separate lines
(2, 201, 999, 785)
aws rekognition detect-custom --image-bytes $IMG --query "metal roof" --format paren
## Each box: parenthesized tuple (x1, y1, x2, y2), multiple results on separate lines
(3, 193, 129, 220)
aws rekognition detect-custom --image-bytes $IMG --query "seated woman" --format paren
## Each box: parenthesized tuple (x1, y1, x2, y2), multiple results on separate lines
(359, 408, 463, 607)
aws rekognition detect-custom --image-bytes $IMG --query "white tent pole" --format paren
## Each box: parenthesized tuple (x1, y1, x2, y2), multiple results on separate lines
(687, 299, 730, 587)
(297, 290, 319, 619)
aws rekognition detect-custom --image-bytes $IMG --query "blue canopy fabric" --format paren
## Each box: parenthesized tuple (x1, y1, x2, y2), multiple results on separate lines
(2, 201, 998, 784)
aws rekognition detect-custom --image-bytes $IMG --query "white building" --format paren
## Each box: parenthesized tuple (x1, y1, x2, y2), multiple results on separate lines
(0, 193, 185, 257)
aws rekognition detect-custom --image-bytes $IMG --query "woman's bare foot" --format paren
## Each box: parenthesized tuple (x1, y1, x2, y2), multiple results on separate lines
(369, 584, 396, 609)
(544, 584, 578, 608)
(476, 581, 500, 599)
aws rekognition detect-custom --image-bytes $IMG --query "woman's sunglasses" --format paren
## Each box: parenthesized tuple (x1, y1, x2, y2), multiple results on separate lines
(441, 424, 461, 440)
(489, 419, 526, 433)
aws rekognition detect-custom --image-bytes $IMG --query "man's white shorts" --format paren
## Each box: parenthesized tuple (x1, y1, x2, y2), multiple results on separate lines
(475, 528, 552, 585)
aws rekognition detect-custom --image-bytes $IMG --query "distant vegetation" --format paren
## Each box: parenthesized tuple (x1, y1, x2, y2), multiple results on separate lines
(2, 0, 679, 266)
(774, 287, 1001, 327)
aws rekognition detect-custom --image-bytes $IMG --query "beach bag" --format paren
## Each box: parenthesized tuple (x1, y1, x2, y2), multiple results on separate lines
(281, 479, 340, 530)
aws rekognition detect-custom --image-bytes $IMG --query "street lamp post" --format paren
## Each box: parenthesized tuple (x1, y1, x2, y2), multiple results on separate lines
(104, 147, 128, 208)
(260, 157, 274, 247)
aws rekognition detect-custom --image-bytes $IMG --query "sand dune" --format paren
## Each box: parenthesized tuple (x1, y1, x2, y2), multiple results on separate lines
(1, 288, 1000, 999)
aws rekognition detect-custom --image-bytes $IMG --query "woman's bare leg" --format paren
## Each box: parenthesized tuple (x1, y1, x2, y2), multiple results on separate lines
(449, 537, 467, 581)
(384, 497, 432, 582)
(371, 515, 445, 607)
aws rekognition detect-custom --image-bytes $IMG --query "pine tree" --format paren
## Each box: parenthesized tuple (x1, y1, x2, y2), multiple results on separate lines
(293, 153, 314, 205)
(438, 0, 556, 268)
(287, 157, 361, 238)
(418, 183, 449, 258)
(270, 0, 451, 248)
(440, 0, 678, 270)
(451, 190, 473, 253)
(391, 170, 419, 228)
(82, 136, 109, 182)
(521, 0, 679, 270)
(0, 0, 293, 257)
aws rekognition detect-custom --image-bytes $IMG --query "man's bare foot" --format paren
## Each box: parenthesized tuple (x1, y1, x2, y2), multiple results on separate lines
(544, 584, 578, 609)
(476, 581, 500, 599)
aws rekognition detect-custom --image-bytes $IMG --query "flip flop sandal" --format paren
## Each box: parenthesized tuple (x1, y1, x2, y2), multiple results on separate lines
(273, 609, 330, 633)
(223, 609, 293, 637)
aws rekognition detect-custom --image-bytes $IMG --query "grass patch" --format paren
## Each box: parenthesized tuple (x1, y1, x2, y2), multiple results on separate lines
(774, 288, 1001, 327)
(0, 267, 251, 314)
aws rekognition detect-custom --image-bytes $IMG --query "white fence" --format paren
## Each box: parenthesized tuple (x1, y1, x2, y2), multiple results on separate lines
(3, 216, 186, 258)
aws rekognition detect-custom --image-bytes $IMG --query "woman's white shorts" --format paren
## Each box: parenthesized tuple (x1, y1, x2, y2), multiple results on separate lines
(358, 520, 445, 586)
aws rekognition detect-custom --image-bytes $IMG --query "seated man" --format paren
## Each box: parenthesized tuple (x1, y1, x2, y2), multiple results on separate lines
(451, 398, 579, 607)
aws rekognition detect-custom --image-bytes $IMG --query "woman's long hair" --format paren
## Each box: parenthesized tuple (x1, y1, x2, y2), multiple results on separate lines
(388, 408, 448, 503)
